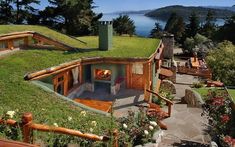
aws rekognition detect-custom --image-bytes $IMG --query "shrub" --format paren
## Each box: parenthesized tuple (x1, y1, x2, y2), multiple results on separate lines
(202, 89, 235, 146)
(192, 82, 204, 88)
(117, 108, 159, 146)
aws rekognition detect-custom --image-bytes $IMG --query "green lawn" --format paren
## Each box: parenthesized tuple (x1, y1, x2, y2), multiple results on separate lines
(0, 25, 160, 58)
(0, 50, 115, 144)
(194, 87, 235, 102)
(227, 89, 235, 101)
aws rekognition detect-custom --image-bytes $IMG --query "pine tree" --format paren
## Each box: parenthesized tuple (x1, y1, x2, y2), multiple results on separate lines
(13, 0, 40, 24)
(149, 22, 163, 38)
(186, 11, 200, 37)
(113, 15, 136, 36)
(164, 12, 178, 32)
(200, 10, 216, 38)
(0, 0, 13, 24)
(41, 0, 99, 35)
(164, 13, 185, 43)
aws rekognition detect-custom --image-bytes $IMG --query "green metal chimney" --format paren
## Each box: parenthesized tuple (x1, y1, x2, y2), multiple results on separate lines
(99, 21, 113, 51)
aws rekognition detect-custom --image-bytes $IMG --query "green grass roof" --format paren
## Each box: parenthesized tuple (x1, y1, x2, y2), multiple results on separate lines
(0, 25, 160, 143)
(0, 50, 115, 143)
(0, 25, 160, 58)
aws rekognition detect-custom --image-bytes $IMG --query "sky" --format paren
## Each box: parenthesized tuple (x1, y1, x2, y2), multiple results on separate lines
(37, 0, 235, 13)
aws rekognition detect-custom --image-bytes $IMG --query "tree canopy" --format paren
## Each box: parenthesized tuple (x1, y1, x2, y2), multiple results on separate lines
(200, 10, 217, 38)
(164, 12, 185, 43)
(113, 15, 136, 36)
(213, 15, 235, 44)
(0, 0, 101, 36)
(149, 22, 163, 38)
(206, 41, 235, 86)
(186, 11, 200, 37)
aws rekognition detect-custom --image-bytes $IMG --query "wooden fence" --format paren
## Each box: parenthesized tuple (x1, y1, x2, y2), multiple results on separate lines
(177, 66, 212, 79)
(0, 112, 118, 147)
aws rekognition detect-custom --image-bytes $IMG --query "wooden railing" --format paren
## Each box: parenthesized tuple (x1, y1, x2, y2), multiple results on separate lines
(177, 66, 212, 79)
(0, 112, 118, 147)
(146, 89, 173, 117)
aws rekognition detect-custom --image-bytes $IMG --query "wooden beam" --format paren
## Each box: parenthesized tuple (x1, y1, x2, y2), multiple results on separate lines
(33, 33, 73, 51)
(0, 34, 33, 41)
(144, 62, 151, 102)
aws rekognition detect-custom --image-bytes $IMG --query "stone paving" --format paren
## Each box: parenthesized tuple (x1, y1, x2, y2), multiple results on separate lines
(78, 88, 146, 117)
(159, 74, 211, 146)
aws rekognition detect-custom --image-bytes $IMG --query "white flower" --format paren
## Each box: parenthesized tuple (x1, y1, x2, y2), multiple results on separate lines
(123, 123, 128, 129)
(68, 116, 72, 121)
(149, 125, 154, 130)
(150, 121, 158, 127)
(53, 123, 58, 127)
(80, 111, 86, 116)
(144, 130, 149, 135)
(91, 121, 97, 127)
(6, 111, 15, 118)
(89, 128, 93, 132)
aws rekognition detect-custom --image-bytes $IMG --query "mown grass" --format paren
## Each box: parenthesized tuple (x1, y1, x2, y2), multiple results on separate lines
(0, 25, 160, 58)
(0, 50, 116, 144)
(77, 36, 160, 58)
(227, 89, 235, 102)
(194, 87, 235, 102)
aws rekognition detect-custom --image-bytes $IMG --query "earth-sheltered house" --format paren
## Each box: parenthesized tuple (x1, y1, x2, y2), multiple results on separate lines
(0, 22, 175, 114)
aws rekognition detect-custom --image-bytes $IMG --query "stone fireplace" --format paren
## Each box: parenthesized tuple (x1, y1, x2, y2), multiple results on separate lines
(95, 69, 112, 81)
(90, 64, 124, 95)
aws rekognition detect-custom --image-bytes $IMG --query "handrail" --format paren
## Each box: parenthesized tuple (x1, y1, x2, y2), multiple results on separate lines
(146, 89, 173, 117)
(146, 89, 173, 105)
(0, 112, 118, 146)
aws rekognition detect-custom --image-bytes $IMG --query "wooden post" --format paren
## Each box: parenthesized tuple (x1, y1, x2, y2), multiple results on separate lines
(7, 40, 14, 50)
(144, 63, 151, 102)
(125, 64, 132, 88)
(167, 103, 172, 117)
(79, 65, 83, 84)
(113, 129, 118, 147)
(22, 113, 33, 143)
(24, 37, 29, 47)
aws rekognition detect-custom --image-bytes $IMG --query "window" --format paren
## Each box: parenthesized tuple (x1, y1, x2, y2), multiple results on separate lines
(0, 42, 7, 50)
(132, 63, 143, 74)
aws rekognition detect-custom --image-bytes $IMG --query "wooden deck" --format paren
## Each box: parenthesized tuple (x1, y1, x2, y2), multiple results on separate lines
(74, 98, 113, 112)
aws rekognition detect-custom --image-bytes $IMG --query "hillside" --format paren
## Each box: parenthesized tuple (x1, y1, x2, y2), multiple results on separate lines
(145, 5, 235, 21)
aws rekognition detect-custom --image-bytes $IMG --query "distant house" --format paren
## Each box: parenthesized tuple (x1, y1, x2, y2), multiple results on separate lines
(0, 23, 174, 112)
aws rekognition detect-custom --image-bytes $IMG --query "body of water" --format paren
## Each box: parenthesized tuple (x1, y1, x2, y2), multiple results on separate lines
(101, 14, 225, 37)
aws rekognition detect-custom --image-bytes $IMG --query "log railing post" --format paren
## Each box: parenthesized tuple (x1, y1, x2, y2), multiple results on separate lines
(113, 129, 118, 147)
(167, 103, 172, 117)
(22, 113, 33, 143)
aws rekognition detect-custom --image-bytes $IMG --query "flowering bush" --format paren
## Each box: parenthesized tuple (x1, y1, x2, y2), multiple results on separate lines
(202, 88, 235, 147)
(117, 107, 159, 146)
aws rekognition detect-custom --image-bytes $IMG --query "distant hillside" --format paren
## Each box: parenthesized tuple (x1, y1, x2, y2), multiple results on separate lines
(110, 10, 151, 15)
(145, 5, 235, 21)
(204, 6, 235, 12)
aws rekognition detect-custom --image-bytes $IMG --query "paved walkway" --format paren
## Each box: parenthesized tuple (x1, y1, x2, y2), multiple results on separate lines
(77, 88, 146, 118)
(159, 74, 210, 146)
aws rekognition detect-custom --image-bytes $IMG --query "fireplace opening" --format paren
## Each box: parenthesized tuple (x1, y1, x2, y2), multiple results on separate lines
(95, 69, 111, 81)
